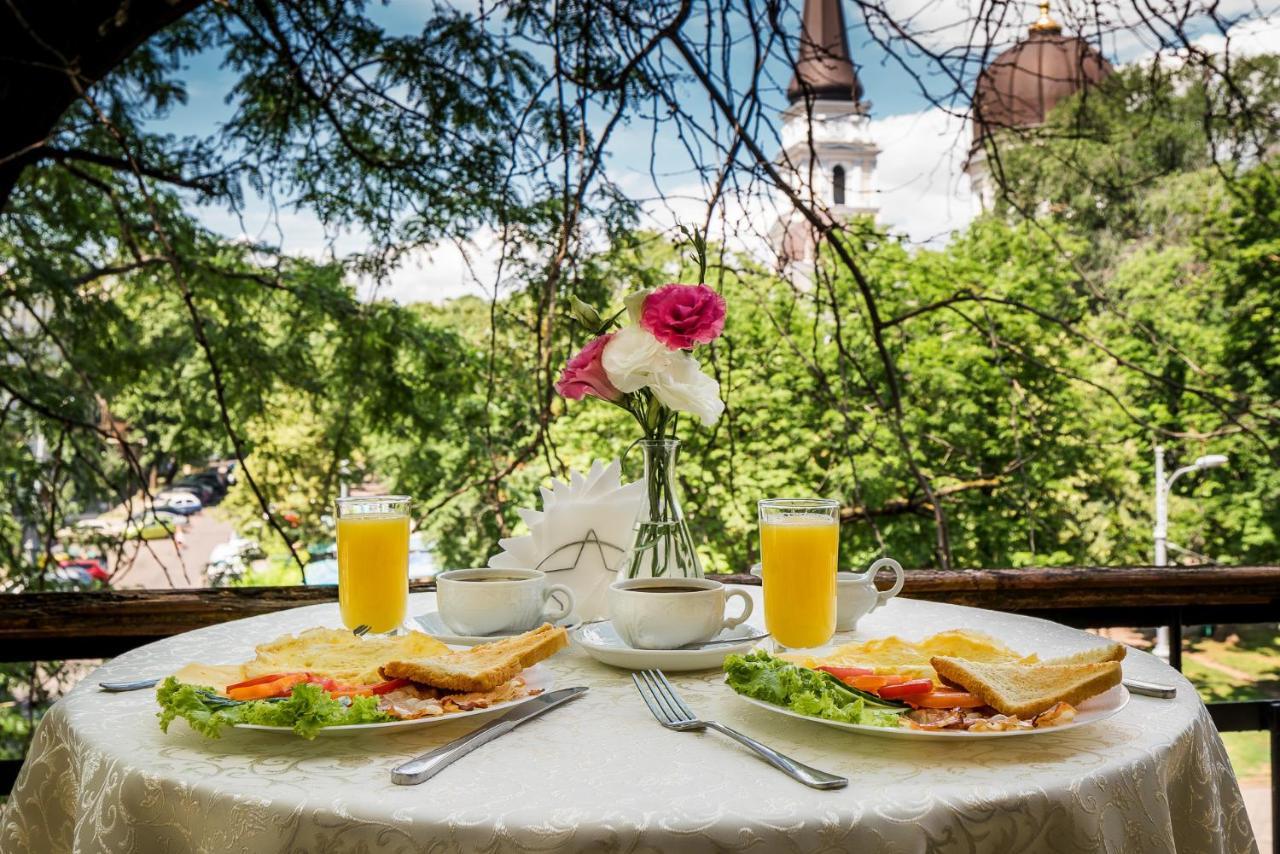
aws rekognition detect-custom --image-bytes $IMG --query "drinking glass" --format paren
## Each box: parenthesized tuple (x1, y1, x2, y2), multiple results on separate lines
(758, 498, 839, 651)
(336, 495, 411, 635)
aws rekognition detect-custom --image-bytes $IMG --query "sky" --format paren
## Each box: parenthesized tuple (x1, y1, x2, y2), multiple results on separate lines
(161, 1, 1280, 304)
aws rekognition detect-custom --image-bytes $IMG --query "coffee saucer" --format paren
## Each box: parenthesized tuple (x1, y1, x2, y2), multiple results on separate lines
(571, 621, 764, 671)
(414, 611, 582, 646)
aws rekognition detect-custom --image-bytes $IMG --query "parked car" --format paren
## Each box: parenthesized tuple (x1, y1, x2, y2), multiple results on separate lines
(155, 490, 202, 515)
(197, 469, 225, 489)
(58, 559, 109, 583)
(170, 480, 216, 503)
(56, 516, 123, 542)
(205, 536, 261, 586)
(45, 564, 104, 588)
(207, 536, 262, 565)
(303, 558, 338, 585)
(125, 510, 183, 541)
(190, 473, 226, 499)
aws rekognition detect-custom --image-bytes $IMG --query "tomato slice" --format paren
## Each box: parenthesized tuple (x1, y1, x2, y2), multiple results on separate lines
(816, 665, 873, 679)
(369, 678, 411, 695)
(908, 691, 986, 709)
(847, 674, 908, 692)
(877, 679, 934, 698)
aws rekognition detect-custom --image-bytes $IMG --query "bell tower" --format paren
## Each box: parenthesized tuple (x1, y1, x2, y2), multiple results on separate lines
(771, 0, 879, 267)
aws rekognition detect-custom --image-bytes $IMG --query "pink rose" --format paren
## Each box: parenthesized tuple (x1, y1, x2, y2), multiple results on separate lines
(555, 334, 623, 402)
(640, 283, 726, 349)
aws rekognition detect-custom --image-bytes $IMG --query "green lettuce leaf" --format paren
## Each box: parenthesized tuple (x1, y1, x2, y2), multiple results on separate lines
(156, 677, 391, 739)
(723, 650, 905, 727)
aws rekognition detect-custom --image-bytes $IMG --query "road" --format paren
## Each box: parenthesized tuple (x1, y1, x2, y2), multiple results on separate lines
(107, 510, 234, 589)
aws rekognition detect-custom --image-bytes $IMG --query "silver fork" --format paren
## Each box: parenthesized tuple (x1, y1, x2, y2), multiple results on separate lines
(631, 669, 847, 790)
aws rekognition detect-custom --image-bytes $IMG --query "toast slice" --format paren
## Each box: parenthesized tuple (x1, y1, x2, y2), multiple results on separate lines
(383, 623, 568, 692)
(931, 656, 1122, 717)
(1041, 642, 1126, 667)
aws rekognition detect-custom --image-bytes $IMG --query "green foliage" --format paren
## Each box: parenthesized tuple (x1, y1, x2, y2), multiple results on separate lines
(0, 5, 1275, 588)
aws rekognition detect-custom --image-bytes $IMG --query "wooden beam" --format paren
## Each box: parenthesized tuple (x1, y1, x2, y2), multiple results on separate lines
(0, 567, 1276, 662)
(0, 581, 432, 661)
(723, 565, 1280, 609)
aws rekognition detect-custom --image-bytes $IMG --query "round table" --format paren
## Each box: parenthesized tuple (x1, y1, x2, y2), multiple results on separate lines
(1, 589, 1257, 853)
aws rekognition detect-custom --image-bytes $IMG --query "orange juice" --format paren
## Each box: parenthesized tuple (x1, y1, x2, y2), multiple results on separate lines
(337, 513, 409, 633)
(760, 515, 838, 648)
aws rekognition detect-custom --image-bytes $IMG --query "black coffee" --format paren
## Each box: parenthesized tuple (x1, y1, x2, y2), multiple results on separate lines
(631, 586, 705, 593)
(460, 575, 527, 582)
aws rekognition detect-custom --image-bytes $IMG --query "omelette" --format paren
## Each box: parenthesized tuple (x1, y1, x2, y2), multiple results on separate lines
(787, 629, 1038, 684)
(171, 627, 452, 694)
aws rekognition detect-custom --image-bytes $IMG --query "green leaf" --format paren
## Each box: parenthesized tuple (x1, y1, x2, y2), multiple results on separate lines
(155, 677, 391, 739)
(723, 650, 904, 727)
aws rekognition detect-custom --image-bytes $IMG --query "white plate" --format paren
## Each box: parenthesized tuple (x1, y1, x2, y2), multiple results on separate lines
(572, 621, 765, 671)
(413, 612, 582, 646)
(234, 663, 555, 735)
(731, 682, 1131, 739)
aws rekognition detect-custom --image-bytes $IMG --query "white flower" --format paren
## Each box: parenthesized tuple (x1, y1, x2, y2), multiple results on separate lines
(602, 324, 672, 393)
(650, 352, 724, 426)
(623, 288, 652, 324)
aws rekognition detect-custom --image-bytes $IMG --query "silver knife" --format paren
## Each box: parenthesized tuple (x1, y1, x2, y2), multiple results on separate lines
(391, 686, 588, 785)
(100, 677, 160, 692)
(1123, 678, 1177, 698)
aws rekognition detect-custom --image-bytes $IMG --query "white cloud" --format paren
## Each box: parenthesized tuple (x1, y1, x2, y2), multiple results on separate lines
(1188, 14, 1280, 57)
(356, 234, 498, 304)
(873, 0, 1015, 52)
(870, 107, 976, 246)
(198, 105, 978, 298)
(623, 106, 977, 264)
(630, 174, 781, 260)
(197, 200, 496, 304)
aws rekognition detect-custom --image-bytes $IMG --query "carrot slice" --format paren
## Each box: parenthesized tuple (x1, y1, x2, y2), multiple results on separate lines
(226, 672, 302, 691)
(227, 673, 311, 701)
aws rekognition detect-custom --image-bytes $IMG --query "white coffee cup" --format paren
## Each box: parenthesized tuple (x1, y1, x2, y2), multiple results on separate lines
(436, 568, 575, 636)
(608, 577, 754, 650)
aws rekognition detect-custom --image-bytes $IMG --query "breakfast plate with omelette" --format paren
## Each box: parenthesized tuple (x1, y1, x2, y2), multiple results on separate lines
(157, 623, 568, 738)
(723, 630, 1130, 739)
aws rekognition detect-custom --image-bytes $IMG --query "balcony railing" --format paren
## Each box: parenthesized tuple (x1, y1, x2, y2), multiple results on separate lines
(2, 565, 1278, 850)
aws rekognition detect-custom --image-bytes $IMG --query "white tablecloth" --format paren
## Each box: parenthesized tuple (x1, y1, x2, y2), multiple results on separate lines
(1, 589, 1258, 854)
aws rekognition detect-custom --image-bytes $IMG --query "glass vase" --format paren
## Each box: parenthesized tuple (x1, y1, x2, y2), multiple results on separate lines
(620, 439, 703, 579)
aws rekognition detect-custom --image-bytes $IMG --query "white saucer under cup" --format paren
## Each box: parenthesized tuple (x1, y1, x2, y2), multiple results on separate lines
(414, 611, 582, 646)
(571, 621, 763, 672)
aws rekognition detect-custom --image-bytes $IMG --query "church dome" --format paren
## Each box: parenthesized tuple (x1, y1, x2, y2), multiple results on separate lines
(971, 3, 1112, 143)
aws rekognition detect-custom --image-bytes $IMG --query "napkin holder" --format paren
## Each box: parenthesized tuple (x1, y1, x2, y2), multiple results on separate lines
(487, 460, 644, 618)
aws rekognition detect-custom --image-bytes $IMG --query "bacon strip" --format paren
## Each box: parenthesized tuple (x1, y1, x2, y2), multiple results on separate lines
(378, 676, 540, 720)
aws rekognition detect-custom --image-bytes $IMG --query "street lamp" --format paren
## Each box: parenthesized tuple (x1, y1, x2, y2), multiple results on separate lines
(1152, 446, 1229, 659)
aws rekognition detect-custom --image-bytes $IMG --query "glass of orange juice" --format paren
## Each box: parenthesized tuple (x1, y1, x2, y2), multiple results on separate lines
(336, 495, 411, 635)
(758, 498, 839, 650)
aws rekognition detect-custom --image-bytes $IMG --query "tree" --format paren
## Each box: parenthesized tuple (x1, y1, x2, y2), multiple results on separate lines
(1, 1, 1276, 582)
